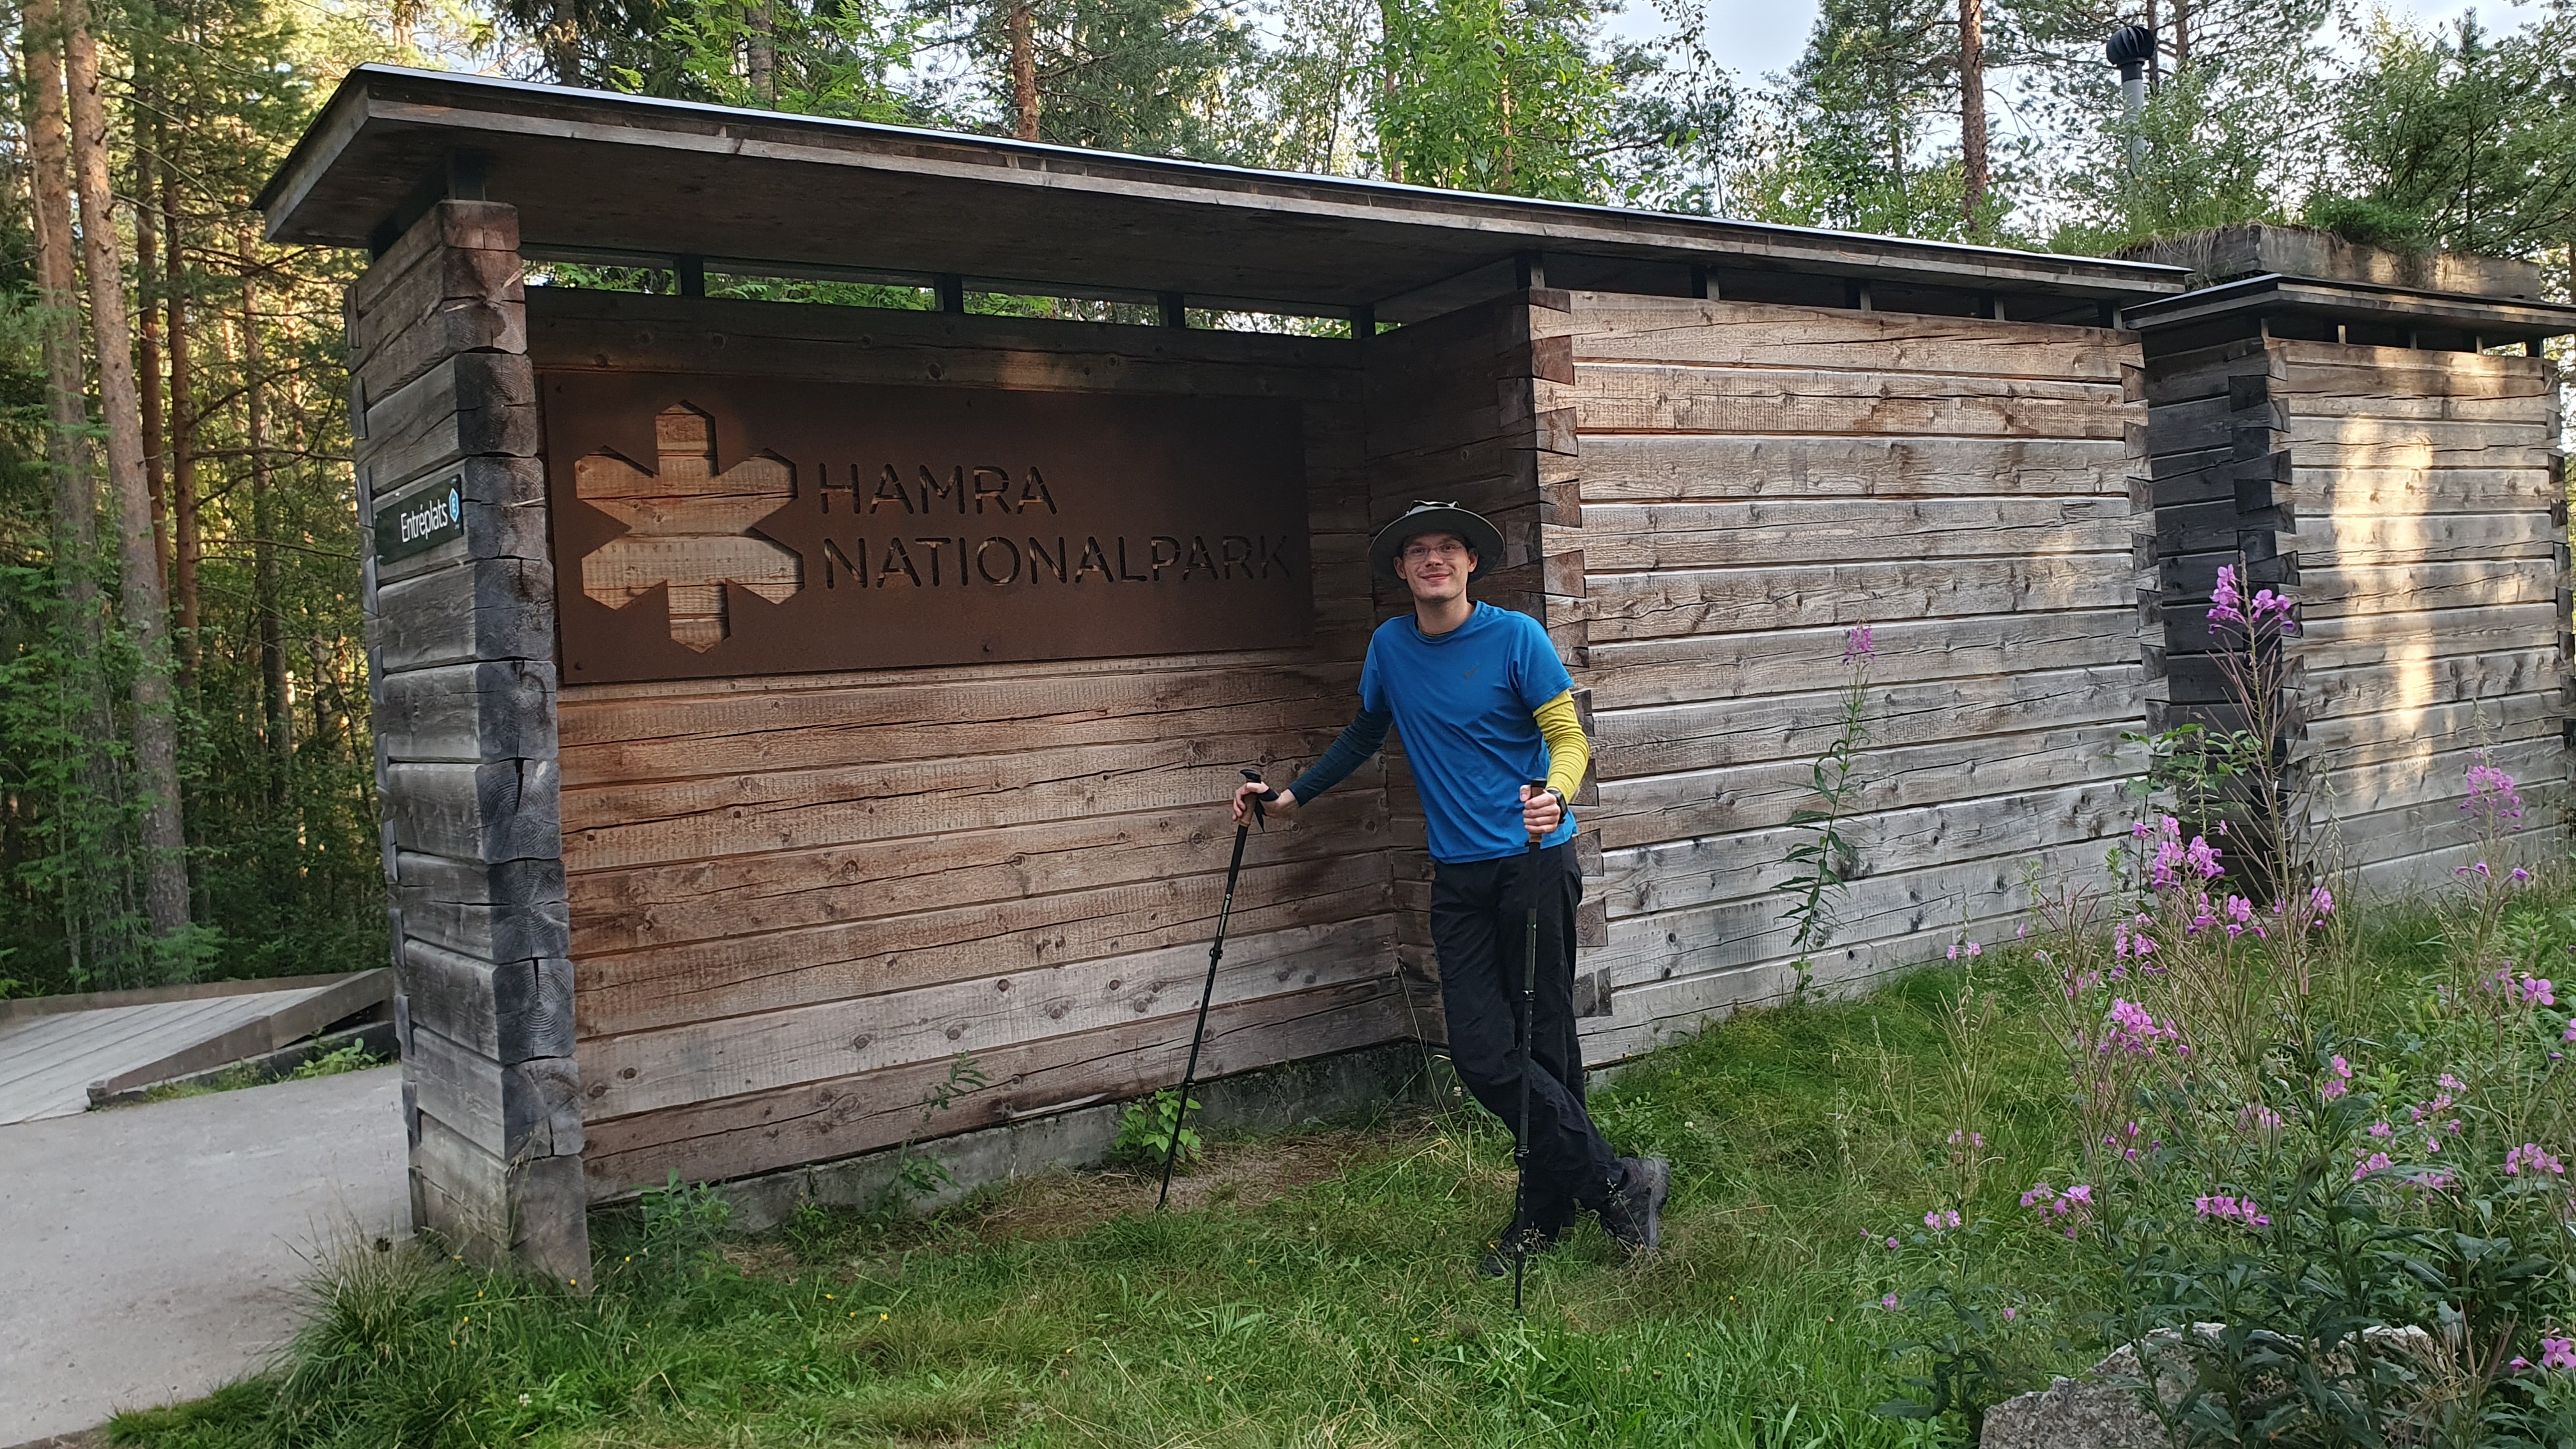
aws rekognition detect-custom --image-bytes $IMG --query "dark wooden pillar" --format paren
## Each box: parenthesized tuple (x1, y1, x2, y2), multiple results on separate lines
(349, 200, 589, 1285)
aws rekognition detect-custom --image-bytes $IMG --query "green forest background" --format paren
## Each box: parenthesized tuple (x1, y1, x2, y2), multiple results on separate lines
(0, 0, 2567, 999)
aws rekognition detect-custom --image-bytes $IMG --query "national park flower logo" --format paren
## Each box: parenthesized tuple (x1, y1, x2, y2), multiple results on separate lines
(572, 402, 803, 650)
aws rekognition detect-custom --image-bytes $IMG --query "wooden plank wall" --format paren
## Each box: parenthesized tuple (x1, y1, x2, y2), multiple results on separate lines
(1544, 293, 2150, 1062)
(2279, 341, 2570, 889)
(527, 291, 1413, 1199)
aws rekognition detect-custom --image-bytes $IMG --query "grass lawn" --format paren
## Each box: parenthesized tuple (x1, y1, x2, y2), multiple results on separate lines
(111, 899, 2464, 1449)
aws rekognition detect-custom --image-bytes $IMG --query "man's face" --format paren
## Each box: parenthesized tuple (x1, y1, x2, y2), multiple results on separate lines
(1395, 531, 1475, 604)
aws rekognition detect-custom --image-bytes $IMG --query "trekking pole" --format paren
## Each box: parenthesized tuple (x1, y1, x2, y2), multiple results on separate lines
(1514, 779, 1546, 1315)
(1158, 767, 1275, 1212)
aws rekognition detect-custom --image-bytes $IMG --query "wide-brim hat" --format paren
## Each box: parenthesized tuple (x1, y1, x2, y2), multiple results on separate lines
(1370, 502, 1504, 583)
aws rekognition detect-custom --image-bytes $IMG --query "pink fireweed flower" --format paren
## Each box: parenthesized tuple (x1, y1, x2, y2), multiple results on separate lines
(2196, 1193, 2271, 1228)
(2322, 1055, 2354, 1100)
(1885, 1236, 1899, 1249)
(2309, 886, 2335, 923)
(2441, 1073, 2467, 1092)
(2464, 761, 2526, 831)
(2003, 1305, 2016, 1321)
(2505, 1144, 2566, 1177)
(2352, 1151, 2395, 1182)
(2406, 1170, 2455, 1192)
(2527, 977, 2559, 1008)
(2208, 565, 2246, 627)
(2105, 999, 2181, 1055)
(2238, 1103, 2285, 1135)
(1844, 625, 1875, 661)
(2544, 1338, 2576, 1372)
(2369, 1122, 2392, 1138)
(1882, 1293, 1899, 1310)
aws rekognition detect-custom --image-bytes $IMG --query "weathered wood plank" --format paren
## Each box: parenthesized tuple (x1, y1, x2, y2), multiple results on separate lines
(1593, 663, 2140, 782)
(578, 914, 1400, 1120)
(378, 660, 560, 765)
(359, 351, 539, 487)
(1590, 720, 2136, 852)
(372, 557, 556, 673)
(1581, 556, 2135, 643)
(2304, 647, 2561, 719)
(2310, 732, 2565, 822)
(1577, 498, 2133, 572)
(394, 852, 571, 965)
(351, 225, 526, 402)
(560, 725, 1352, 872)
(559, 664, 1354, 784)
(1597, 776, 2130, 920)
(575, 854, 1394, 1038)
(2299, 559, 2559, 618)
(1579, 608, 2138, 708)
(569, 795, 1380, 957)
(383, 759, 565, 864)
(2291, 467, 2560, 515)
(578, 974, 1408, 1196)
(2288, 416, 2555, 470)
(402, 937, 587, 1069)
(1569, 364, 2129, 441)
(1564, 295, 2130, 381)
(526, 289, 1361, 401)
(1574, 435, 2132, 502)
(2293, 510, 2555, 567)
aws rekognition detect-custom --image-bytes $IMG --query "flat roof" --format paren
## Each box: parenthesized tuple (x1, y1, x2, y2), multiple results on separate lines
(263, 66, 2189, 318)
(2124, 272, 2576, 342)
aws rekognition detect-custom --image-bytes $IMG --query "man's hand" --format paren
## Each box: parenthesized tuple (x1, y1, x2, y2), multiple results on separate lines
(1234, 780, 1295, 826)
(1521, 783, 1563, 838)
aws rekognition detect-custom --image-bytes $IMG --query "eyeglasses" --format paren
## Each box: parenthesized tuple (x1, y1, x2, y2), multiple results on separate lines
(1400, 539, 1471, 562)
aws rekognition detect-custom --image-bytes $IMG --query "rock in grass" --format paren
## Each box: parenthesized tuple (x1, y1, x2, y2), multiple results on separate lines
(1983, 1324, 2436, 1449)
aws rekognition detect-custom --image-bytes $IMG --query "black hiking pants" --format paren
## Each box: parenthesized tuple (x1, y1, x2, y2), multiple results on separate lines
(1431, 839, 1623, 1216)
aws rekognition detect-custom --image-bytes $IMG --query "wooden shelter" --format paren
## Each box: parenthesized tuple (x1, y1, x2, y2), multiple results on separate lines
(267, 65, 2266, 1277)
(2125, 227, 2576, 893)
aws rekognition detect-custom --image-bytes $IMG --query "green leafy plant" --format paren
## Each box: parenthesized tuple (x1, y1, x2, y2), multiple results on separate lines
(288, 1039, 381, 1080)
(1779, 625, 1878, 996)
(879, 1052, 990, 1213)
(1110, 1088, 1204, 1172)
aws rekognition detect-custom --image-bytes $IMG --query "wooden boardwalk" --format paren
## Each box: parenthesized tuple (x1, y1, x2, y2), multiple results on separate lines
(0, 972, 392, 1124)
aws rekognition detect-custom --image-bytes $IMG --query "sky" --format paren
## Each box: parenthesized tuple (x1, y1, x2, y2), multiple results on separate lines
(1620, 0, 2497, 80)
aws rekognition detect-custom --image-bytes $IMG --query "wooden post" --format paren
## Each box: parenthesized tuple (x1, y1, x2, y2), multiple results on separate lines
(348, 201, 589, 1287)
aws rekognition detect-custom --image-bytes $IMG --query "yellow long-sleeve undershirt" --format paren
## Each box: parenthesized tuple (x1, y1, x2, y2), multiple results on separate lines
(1534, 689, 1589, 802)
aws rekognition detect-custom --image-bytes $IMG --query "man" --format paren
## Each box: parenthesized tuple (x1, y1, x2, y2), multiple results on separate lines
(1232, 501, 1667, 1271)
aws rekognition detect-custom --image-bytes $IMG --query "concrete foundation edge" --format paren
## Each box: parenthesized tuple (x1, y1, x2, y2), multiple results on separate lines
(650, 1040, 1445, 1235)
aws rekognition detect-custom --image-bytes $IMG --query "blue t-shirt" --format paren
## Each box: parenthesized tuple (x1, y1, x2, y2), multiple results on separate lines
(1360, 603, 1579, 864)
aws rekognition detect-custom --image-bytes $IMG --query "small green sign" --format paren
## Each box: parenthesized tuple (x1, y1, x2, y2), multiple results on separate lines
(376, 474, 465, 564)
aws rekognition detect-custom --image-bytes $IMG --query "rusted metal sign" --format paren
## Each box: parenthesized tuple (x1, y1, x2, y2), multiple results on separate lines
(540, 372, 1312, 684)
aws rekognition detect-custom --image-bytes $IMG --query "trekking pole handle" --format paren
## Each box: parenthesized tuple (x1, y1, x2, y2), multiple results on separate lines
(1241, 767, 1278, 828)
(1526, 779, 1551, 847)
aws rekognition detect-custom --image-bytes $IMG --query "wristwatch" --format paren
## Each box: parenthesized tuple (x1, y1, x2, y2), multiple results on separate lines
(1540, 786, 1568, 815)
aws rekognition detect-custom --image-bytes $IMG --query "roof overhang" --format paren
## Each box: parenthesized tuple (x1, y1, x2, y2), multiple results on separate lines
(2123, 273, 2576, 345)
(262, 66, 2189, 319)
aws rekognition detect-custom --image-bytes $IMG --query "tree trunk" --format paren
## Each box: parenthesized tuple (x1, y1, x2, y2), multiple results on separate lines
(22, 0, 99, 627)
(2173, 0, 2191, 72)
(1376, 0, 1403, 182)
(241, 241, 291, 801)
(164, 140, 199, 681)
(67, 0, 193, 944)
(135, 144, 169, 586)
(2144, 0, 2160, 90)
(548, 0, 581, 84)
(1009, 1, 1039, 141)
(748, 0, 778, 103)
(1958, 0, 1988, 229)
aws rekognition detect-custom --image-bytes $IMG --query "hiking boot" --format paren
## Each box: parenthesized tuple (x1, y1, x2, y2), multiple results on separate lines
(1597, 1156, 1669, 1255)
(1475, 1198, 1575, 1277)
